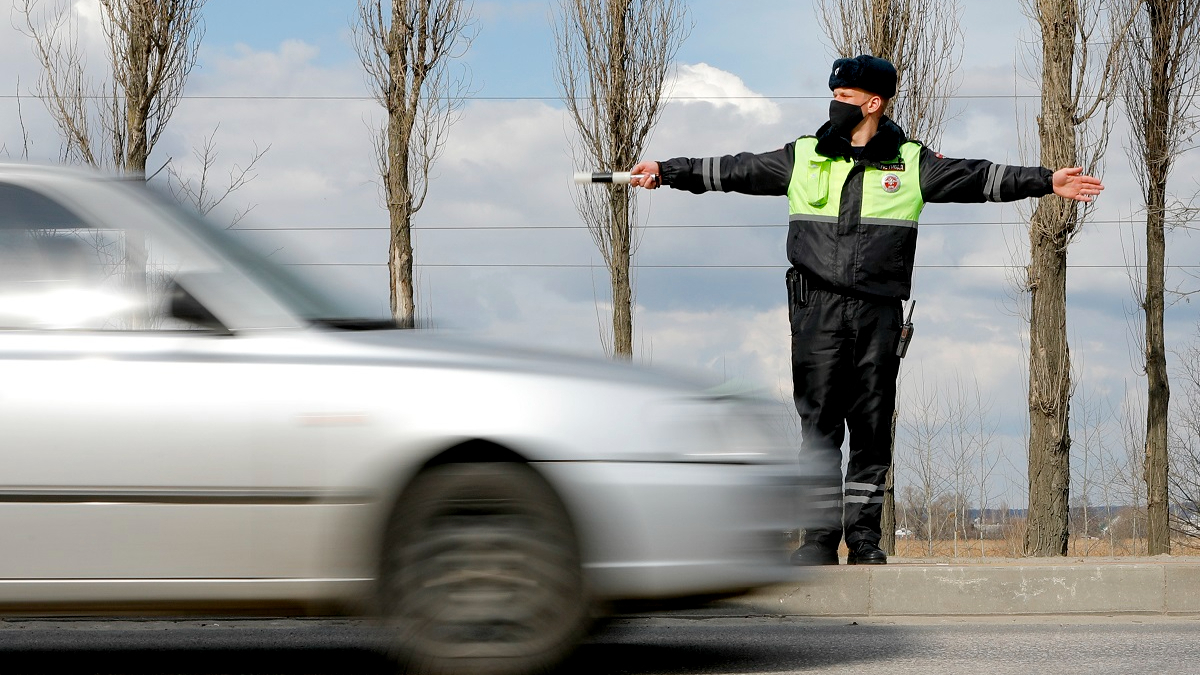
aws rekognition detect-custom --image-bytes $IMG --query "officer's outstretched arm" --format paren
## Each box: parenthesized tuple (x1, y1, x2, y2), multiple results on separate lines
(634, 145, 794, 197)
(918, 145, 1054, 204)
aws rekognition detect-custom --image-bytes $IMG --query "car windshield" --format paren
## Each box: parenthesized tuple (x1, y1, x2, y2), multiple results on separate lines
(135, 183, 396, 329)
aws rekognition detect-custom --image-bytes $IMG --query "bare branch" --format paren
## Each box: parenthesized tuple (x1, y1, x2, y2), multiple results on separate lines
(18, 0, 100, 165)
(167, 125, 270, 226)
(5, 78, 34, 160)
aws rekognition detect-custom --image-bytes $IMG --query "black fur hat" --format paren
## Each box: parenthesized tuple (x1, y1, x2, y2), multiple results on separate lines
(828, 55, 897, 99)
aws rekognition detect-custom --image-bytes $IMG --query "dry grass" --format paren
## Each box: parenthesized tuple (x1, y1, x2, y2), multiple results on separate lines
(869, 535, 1200, 559)
(886, 537, 1131, 559)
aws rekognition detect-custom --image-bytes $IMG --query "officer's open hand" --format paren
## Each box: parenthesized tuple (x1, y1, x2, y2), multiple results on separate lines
(630, 161, 661, 189)
(1052, 167, 1104, 202)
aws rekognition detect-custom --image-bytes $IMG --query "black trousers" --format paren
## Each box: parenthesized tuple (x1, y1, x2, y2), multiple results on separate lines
(790, 281, 902, 550)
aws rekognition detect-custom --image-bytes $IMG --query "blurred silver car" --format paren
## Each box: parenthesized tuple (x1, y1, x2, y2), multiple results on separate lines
(0, 163, 811, 674)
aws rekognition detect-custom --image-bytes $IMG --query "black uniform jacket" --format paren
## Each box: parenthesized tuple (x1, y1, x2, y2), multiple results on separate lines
(657, 117, 1054, 300)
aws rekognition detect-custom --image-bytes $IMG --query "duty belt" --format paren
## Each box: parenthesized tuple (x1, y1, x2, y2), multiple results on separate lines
(786, 267, 899, 307)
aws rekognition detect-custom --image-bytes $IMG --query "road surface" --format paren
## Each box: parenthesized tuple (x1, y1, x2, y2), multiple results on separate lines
(1, 614, 1197, 674)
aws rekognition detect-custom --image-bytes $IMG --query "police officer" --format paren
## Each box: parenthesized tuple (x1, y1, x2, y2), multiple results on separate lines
(630, 55, 1103, 565)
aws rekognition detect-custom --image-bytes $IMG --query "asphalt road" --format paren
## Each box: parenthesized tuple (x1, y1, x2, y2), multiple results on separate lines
(1, 614, 1199, 674)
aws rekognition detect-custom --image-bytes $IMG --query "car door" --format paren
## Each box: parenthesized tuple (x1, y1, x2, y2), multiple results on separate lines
(0, 179, 332, 585)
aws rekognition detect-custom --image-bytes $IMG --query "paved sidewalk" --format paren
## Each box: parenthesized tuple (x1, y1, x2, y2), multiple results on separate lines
(682, 556, 1200, 617)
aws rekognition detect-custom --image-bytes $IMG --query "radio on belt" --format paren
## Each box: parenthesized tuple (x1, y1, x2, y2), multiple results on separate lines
(896, 300, 916, 358)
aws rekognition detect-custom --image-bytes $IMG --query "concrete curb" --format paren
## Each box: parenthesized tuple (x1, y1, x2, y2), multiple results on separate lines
(681, 557, 1200, 617)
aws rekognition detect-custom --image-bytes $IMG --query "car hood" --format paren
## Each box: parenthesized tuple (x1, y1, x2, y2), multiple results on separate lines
(309, 327, 740, 398)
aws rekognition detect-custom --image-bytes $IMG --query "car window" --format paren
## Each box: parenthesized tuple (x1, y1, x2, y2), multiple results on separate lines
(0, 182, 208, 332)
(133, 185, 391, 326)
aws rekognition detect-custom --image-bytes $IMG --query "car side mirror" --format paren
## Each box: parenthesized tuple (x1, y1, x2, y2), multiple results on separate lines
(168, 281, 228, 333)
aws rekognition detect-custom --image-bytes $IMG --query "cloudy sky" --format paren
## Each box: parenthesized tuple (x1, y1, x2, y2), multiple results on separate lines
(3, 0, 1198, 506)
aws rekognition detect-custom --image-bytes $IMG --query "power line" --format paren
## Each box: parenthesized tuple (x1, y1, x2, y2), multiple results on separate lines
(233, 219, 1143, 232)
(281, 263, 1200, 270)
(0, 93, 1054, 102)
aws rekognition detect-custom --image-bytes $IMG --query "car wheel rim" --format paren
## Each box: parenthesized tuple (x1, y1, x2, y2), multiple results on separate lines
(383, 464, 586, 666)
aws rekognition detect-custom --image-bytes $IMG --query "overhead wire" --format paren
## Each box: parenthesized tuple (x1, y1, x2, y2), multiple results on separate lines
(232, 218, 1142, 231)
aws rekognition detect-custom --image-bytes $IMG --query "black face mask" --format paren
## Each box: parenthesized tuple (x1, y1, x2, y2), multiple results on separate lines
(828, 99, 865, 138)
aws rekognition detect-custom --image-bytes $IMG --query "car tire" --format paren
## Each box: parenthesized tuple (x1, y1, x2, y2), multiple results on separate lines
(379, 462, 589, 675)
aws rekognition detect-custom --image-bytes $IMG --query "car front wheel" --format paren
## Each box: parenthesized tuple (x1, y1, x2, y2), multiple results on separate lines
(379, 462, 589, 675)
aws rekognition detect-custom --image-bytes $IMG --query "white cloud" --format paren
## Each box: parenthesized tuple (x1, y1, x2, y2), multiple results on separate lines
(668, 63, 782, 125)
(193, 40, 349, 96)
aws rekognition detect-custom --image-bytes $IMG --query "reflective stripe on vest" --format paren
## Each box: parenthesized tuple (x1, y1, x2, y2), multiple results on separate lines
(787, 137, 925, 227)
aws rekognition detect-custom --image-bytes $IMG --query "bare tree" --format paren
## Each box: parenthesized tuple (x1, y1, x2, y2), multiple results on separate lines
(1069, 383, 1125, 554)
(894, 371, 1002, 559)
(1094, 398, 1130, 554)
(947, 376, 999, 558)
(1118, 387, 1150, 553)
(554, 0, 689, 359)
(971, 393, 1002, 558)
(20, 1, 269, 227)
(1020, 0, 1132, 556)
(943, 378, 974, 557)
(816, 0, 963, 553)
(897, 377, 949, 557)
(1118, 0, 1200, 555)
(352, 0, 475, 327)
(19, 0, 204, 174)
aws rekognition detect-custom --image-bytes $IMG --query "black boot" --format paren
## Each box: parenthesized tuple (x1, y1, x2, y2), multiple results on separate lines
(790, 542, 838, 566)
(846, 541, 887, 565)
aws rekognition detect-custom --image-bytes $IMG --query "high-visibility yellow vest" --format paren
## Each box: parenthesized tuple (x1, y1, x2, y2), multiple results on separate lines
(789, 137, 924, 225)
(785, 137, 925, 298)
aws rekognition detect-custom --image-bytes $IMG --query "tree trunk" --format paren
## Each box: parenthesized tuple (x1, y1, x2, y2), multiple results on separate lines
(386, 0, 416, 328)
(388, 204, 415, 327)
(1142, 0, 1173, 556)
(609, 186, 633, 359)
(123, 1, 152, 329)
(1025, 0, 1077, 557)
(607, 0, 634, 359)
(1145, 180, 1170, 554)
(881, 410, 898, 555)
(387, 121, 415, 328)
(1025, 228, 1072, 556)
(124, 1, 150, 174)
(385, 129, 416, 327)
